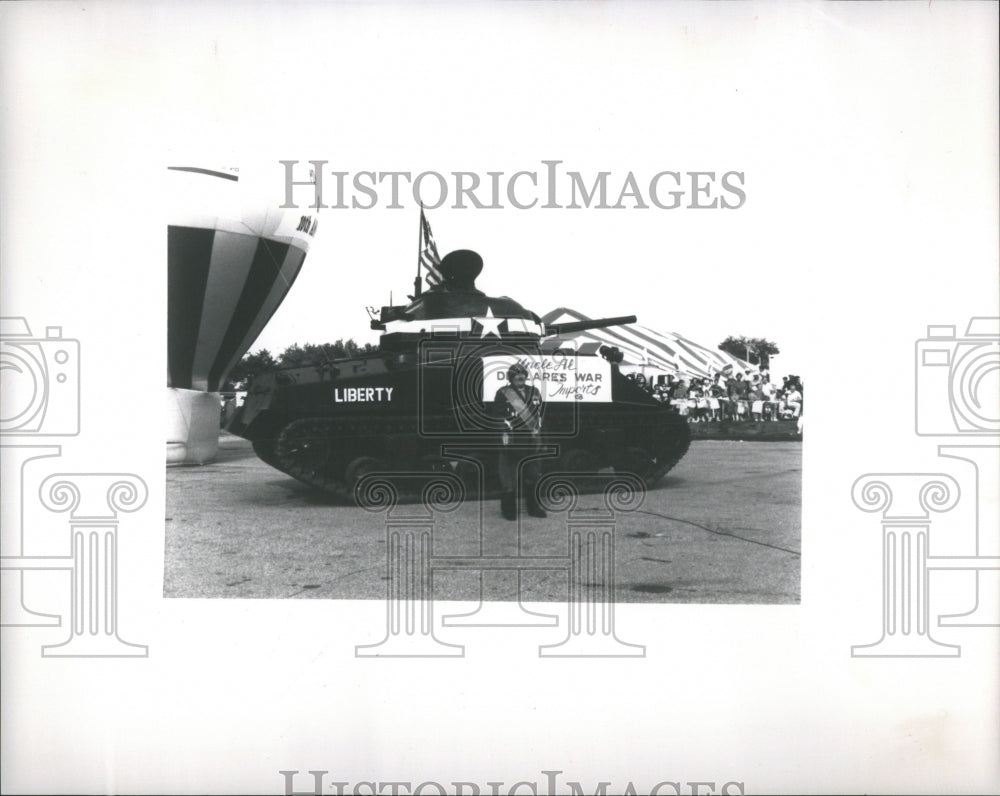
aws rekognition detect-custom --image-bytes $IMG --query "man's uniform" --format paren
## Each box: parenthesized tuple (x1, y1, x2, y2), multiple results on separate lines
(493, 364, 546, 519)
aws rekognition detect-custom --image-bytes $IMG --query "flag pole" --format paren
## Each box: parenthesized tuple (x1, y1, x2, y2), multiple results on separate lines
(413, 205, 424, 298)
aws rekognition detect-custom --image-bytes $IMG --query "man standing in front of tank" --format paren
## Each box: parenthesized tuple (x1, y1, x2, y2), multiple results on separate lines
(494, 361, 547, 520)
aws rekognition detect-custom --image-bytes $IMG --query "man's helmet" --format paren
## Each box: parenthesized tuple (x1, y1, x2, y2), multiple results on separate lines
(507, 362, 529, 380)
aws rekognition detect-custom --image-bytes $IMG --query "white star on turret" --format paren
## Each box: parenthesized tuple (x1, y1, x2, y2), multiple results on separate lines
(474, 306, 504, 338)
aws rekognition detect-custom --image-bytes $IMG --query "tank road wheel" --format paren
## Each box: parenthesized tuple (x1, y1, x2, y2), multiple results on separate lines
(558, 448, 598, 473)
(640, 415, 691, 488)
(616, 446, 657, 483)
(550, 447, 600, 488)
(453, 459, 485, 497)
(415, 453, 486, 496)
(274, 420, 334, 488)
(418, 454, 453, 474)
(344, 456, 389, 494)
(251, 439, 281, 470)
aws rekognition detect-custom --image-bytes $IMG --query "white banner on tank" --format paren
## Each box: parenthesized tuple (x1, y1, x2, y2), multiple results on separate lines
(382, 318, 545, 336)
(482, 352, 612, 403)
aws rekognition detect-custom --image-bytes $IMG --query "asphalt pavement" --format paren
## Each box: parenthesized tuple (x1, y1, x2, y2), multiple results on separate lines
(165, 434, 800, 605)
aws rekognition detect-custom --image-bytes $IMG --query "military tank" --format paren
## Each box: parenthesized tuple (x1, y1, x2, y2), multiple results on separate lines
(228, 249, 690, 500)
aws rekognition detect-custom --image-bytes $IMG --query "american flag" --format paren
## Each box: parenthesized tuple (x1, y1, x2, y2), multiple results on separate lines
(419, 208, 443, 288)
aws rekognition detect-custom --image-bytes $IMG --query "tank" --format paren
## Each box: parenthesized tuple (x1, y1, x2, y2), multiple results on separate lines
(228, 249, 690, 500)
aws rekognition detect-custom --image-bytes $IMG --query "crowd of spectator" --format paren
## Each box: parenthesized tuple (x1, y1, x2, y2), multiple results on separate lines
(627, 368, 804, 422)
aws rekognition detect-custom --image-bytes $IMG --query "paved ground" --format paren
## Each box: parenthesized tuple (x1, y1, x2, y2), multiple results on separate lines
(164, 435, 800, 604)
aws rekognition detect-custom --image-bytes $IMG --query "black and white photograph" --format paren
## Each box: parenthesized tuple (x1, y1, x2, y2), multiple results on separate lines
(2, 2, 997, 794)
(162, 165, 802, 607)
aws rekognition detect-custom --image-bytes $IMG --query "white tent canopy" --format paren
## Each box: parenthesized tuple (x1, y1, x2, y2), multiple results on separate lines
(542, 307, 758, 380)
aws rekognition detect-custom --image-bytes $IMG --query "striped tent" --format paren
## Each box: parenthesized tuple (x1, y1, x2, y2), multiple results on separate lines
(541, 307, 757, 379)
(167, 167, 318, 391)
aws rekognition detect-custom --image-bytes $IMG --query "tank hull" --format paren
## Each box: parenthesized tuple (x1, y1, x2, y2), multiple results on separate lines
(230, 344, 690, 501)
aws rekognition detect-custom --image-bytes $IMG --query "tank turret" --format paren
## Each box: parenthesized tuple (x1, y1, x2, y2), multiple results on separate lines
(230, 245, 689, 501)
(371, 250, 549, 351)
(371, 250, 640, 356)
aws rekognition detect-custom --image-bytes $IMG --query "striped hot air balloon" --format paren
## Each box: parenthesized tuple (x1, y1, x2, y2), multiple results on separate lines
(167, 166, 317, 392)
(166, 166, 317, 464)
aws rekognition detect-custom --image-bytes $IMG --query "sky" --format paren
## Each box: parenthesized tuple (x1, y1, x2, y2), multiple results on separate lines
(136, 1, 991, 383)
(212, 3, 994, 384)
(5, 2, 996, 385)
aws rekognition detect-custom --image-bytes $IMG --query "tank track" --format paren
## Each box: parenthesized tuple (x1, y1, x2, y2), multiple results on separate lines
(262, 409, 690, 503)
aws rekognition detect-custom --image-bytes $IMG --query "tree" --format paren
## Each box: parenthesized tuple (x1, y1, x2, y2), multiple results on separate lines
(225, 339, 379, 389)
(224, 348, 278, 390)
(277, 340, 377, 367)
(718, 336, 780, 368)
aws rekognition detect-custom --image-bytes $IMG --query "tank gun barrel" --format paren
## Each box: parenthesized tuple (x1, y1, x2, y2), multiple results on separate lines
(544, 315, 637, 336)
